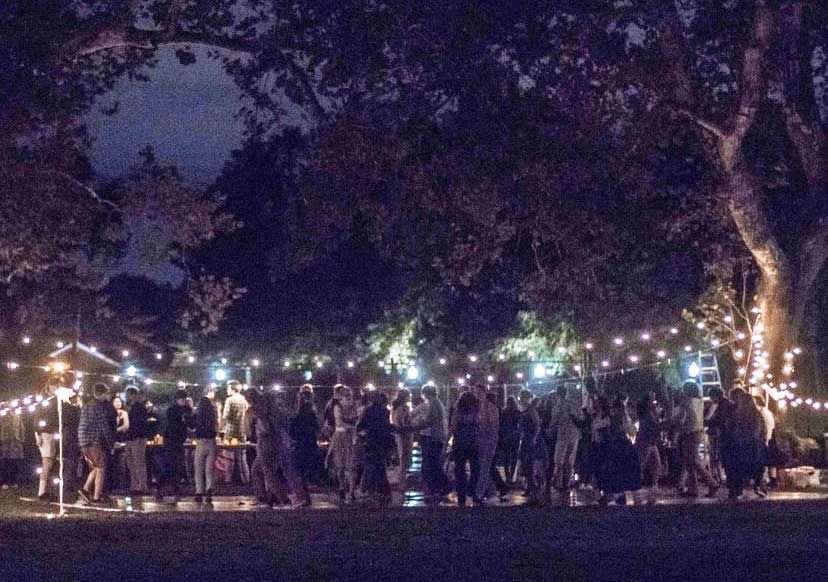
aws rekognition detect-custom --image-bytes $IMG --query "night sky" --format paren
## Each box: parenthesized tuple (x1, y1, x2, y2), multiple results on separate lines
(87, 47, 244, 183)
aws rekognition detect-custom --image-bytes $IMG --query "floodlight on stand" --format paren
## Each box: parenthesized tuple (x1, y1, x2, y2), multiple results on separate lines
(533, 363, 546, 379)
(688, 362, 701, 378)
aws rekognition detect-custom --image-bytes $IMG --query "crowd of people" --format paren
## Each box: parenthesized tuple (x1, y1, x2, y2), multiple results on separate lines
(0, 376, 783, 508)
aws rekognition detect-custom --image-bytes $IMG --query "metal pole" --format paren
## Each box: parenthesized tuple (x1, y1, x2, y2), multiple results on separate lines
(57, 393, 65, 516)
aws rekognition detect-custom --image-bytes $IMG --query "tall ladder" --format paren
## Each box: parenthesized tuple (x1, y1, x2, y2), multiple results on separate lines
(698, 351, 722, 397)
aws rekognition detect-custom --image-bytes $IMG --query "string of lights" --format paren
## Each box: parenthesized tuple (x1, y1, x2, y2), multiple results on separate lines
(2, 308, 825, 413)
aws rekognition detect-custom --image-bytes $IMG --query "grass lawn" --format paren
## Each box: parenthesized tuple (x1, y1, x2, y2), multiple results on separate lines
(1, 494, 827, 581)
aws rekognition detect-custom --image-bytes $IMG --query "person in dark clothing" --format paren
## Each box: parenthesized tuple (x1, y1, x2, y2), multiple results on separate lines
(707, 388, 737, 497)
(451, 391, 481, 507)
(485, 391, 509, 501)
(517, 390, 543, 503)
(59, 395, 82, 498)
(156, 390, 192, 502)
(192, 395, 218, 503)
(497, 396, 520, 484)
(356, 391, 394, 505)
(124, 386, 150, 494)
(290, 388, 322, 502)
(595, 398, 641, 506)
(723, 388, 764, 499)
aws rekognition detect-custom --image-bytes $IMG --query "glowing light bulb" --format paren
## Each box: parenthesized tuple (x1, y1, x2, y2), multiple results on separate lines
(613, 337, 624, 346)
(573, 365, 582, 373)
(214, 369, 227, 382)
(457, 378, 465, 386)
(557, 346, 567, 354)
(439, 358, 447, 366)
(793, 347, 802, 355)
(283, 360, 291, 368)
(684, 345, 693, 352)
(656, 350, 666, 359)
(641, 333, 651, 341)
(144, 378, 153, 386)
(670, 328, 679, 335)
(56, 341, 65, 348)
(469, 355, 478, 363)
(498, 353, 506, 361)
(6, 362, 19, 370)
(696, 322, 705, 330)
(734, 350, 744, 360)
(487, 375, 495, 383)
(220, 358, 228, 365)
(188, 356, 196, 364)
(737, 332, 746, 340)
(315, 361, 323, 368)
(724, 315, 733, 323)
(251, 359, 260, 367)
(89, 346, 97, 353)
(347, 361, 355, 368)
(585, 343, 594, 351)
(22, 336, 31, 345)
(122, 350, 130, 358)
(601, 360, 610, 368)
(155, 353, 163, 361)
(126, 366, 137, 377)
(629, 355, 640, 363)
(711, 339, 720, 347)
(516, 372, 524, 380)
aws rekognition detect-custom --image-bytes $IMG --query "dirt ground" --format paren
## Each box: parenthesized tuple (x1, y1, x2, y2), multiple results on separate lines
(1, 493, 827, 582)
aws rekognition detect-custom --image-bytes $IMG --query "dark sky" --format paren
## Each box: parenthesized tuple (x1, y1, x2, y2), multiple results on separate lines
(86, 47, 244, 183)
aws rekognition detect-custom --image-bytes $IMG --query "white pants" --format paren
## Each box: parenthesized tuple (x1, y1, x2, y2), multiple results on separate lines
(194, 439, 217, 494)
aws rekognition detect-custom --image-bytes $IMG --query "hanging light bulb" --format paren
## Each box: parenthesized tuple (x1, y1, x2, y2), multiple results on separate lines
(601, 360, 610, 368)
(613, 337, 624, 346)
(670, 328, 679, 335)
(155, 353, 163, 361)
(498, 353, 506, 361)
(188, 356, 196, 364)
(347, 361, 355, 368)
(641, 333, 651, 341)
(584, 343, 594, 350)
(684, 345, 693, 352)
(469, 355, 478, 363)
(251, 359, 261, 367)
(656, 350, 667, 359)
(122, 350, 130, 358)
(629, 355, 640, 363)
(723, 315, 733, 323)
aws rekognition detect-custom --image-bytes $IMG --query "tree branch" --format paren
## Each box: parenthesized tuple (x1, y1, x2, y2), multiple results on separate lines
(59, 25, 328, 123)
(674, 107, 727, 139)
(39, 170, 121, 212)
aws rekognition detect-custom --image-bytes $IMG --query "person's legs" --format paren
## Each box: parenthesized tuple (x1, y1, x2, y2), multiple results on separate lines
(490, 459, 508, 496)
(194, 440, 207, 495)
(454, 445, 469, 505)
(469, 447, 481, 502)
(39, 457, 54, 497)
(250, 454, 267, 502)
(205, 441, 216, 494)
(237, 449, 250, 484)
(420, 437, 437, 494)
(691, 433, 717, 491)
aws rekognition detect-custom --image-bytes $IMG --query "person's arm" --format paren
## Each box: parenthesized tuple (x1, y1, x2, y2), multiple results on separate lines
(117, 411, 130, 433)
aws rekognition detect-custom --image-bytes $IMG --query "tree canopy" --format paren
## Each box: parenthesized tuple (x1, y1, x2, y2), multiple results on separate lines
(2, 1, 826, 388)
